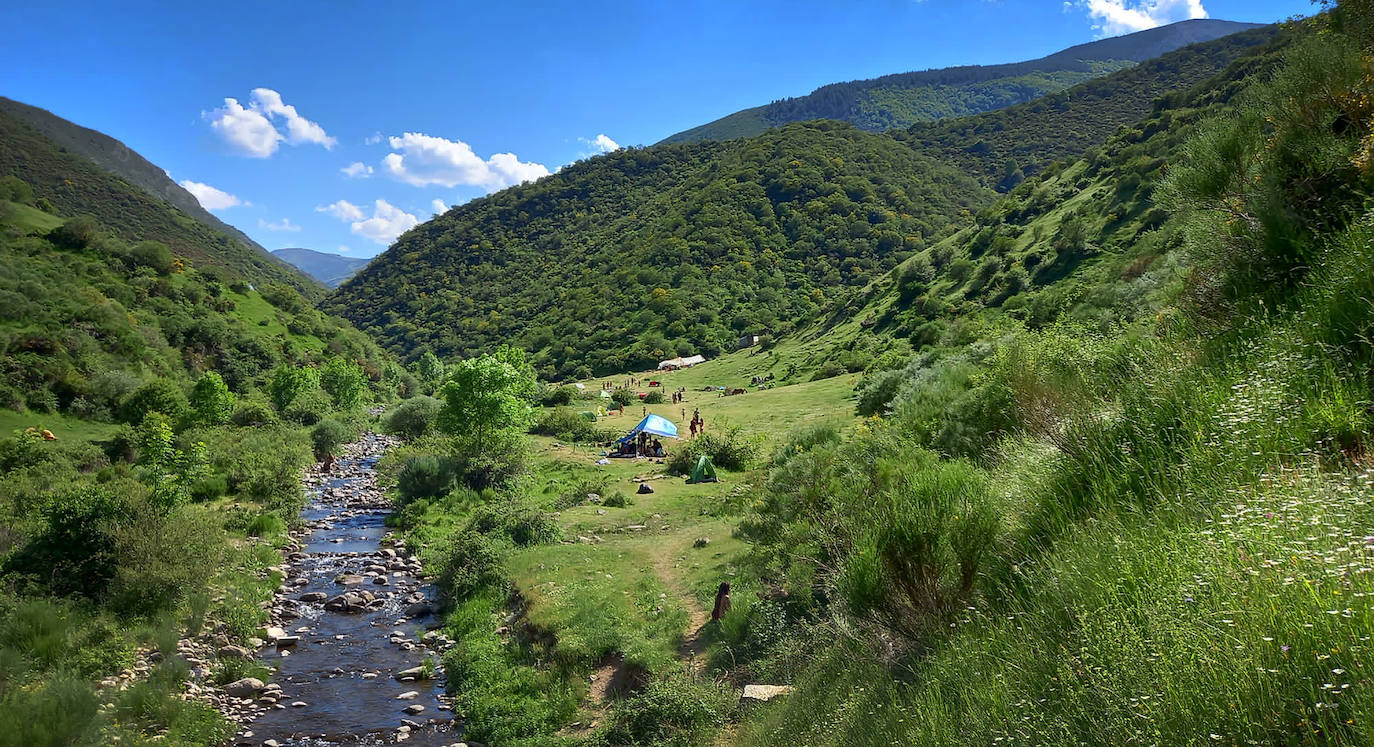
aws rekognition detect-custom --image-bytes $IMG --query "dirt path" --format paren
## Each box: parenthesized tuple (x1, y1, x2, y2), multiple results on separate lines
(648, 537, 713, 672)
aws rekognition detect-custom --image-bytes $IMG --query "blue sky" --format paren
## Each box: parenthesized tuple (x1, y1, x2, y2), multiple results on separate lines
(2, 0, 1311, 258)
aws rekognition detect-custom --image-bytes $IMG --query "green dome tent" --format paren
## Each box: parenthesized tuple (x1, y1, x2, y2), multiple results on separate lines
(686, 455, 718, 484)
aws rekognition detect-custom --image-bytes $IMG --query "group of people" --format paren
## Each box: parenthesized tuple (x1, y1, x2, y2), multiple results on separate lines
(671, 387, 686, 404)
(610, 431, 664, 458)
(688, 408, 705, 438)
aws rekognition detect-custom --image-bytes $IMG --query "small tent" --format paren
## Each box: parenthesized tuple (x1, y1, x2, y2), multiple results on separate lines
(615, 414, 680, 444)
(686, 455, 718, 484)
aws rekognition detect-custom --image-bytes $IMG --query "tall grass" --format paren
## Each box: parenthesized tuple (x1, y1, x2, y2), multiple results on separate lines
(732, 178, 1374, 747)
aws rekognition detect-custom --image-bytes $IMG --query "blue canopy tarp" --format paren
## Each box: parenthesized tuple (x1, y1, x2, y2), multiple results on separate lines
(616, 414, 679, 443)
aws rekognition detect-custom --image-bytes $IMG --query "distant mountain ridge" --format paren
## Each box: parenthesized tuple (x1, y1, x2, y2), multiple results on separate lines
(273, 247, 370, 288)
(660, 19, 1264, 144)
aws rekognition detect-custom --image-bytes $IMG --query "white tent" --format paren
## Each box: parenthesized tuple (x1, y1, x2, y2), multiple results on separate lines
(658, 354, 707, 370)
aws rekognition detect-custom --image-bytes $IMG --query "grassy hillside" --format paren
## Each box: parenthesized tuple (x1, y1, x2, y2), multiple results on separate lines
(660, 19, 1262, 144)
(326, 121, 990, 378)
(0, 148, 415, 741)
(0, 107, 321, 297)
(0, 97, 281, 267)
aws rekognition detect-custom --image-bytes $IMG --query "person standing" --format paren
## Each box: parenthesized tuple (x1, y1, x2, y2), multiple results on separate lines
(711, 582, 731, 622)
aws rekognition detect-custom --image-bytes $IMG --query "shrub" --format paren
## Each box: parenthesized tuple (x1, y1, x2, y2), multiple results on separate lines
(118, 379, 188, 425)
(450, 430, 529, 492)
(385, 396, 441, 440)
(532, 407, 601, 442)
(601, 491, 632, 508)
(284, 386, 331, 426)
(310, 419, 351, 461)
(0, 429, 49, 473)
(611, 388, 637, 407)
(855, 368, 906, 416)
(539, 385, 575, 407)
(667, 422, 763, 474)
(396, 454, 456, 505)
(230, 395, 277, 426)
(605, 667, 734, 746)
(0, 175, 34, 203)
(433, 530, 507, 602)
(5, 484, 132, 598)
(468, 502, 561, 547)
(643, 389, 666, 404)
(190, 473, 228, 502)
(834, 452, 999, 643)
(130, 241, 175, 274)
(189, 371, 235, 426)
(107, 502, 224, 616)
(49, 216, 100, 249)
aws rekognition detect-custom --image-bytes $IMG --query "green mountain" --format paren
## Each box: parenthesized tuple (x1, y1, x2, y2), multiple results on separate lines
(0, 100, 320, 297)
(660, 19, 1264, 145)
(0, 97, 279, 263)
(324, 122, 989, 379)
(273, 247, 371, 288)
(325, 25, 1282, 380)
(895, 24, 1281, 188)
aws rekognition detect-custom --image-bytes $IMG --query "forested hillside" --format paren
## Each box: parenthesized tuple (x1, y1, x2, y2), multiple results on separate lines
(326, 122, 990, 378)
(898, 24, 1282, 187)
(661, 19, 1261, 144)
(0, 107, 320, 296)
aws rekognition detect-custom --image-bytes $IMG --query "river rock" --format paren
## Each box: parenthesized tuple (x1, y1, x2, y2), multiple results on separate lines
(396, 690, 419, 700)
(403, 704, 425, 714)
(299, 592, 328, 602)
(224, 677, 266, 698)
(404, 602, 432, 618)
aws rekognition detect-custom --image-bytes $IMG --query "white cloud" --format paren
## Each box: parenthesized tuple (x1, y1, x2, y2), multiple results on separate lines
(180, 179, 244, 210)
(364, 132, 384, 145)
(317, 199, 365, 222)
(258, 217, 301, 232)
(338, 245, 354, 254)
(382, 132, 550, 190)
(1076, 0, 1207, 36)
(431, 198, 448, 215)
(319, 198, 419, 245)
(205, 98, 281, 157)
(204, 88, 334, 157)
(341, 161, 374, 178)
(581, 133, 621, 154)
(249, 88, 336, 148)
(351, 199, 420, 245)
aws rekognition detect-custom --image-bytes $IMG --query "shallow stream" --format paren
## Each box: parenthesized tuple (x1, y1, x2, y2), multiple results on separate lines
(230, 434, 461, 746)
